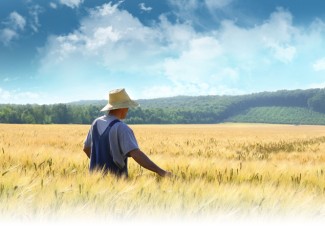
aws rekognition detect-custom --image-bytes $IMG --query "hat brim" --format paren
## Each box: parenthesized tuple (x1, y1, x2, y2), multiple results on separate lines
(100, 100, 139, 112)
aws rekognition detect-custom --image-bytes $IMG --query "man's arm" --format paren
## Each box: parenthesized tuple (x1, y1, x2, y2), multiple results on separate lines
(129, 149, 171, 177)
(83, 146, 91, 158)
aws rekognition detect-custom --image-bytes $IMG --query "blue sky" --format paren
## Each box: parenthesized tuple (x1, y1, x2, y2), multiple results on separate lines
(1, 0, 325, 104)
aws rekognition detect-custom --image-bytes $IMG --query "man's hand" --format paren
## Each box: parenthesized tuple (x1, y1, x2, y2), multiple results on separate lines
(83, 146, 91, 158)
(161, 171, 172, 177)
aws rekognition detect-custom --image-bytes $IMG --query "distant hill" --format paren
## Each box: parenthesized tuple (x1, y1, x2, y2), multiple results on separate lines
(1, 88, 325, 124)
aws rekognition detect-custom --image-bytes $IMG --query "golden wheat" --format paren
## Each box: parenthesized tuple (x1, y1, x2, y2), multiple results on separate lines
(1, 123, 325, 220)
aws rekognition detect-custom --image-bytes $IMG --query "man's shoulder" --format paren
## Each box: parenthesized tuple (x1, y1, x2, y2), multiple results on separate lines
(115, 120, 128, 128)
(113, 121, 132, 132)
(92, 115, 112, 124)
(97, 115, 109, 121)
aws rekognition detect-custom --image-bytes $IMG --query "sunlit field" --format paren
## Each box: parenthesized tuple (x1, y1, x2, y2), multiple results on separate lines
(1, 123, 325, 221)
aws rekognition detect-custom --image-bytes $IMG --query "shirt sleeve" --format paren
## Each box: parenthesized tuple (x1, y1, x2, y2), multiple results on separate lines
(84, 119, 97, 148)
(84, 128, 92, 148)
(109, 122, 139, 169)
(117, 123, 139, 156)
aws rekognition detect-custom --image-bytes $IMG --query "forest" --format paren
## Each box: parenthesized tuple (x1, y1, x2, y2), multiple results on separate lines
(0, 88, 325, 125)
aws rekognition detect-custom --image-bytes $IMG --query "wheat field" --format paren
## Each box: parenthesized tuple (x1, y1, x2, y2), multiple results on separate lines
(1, 123, 325, 221)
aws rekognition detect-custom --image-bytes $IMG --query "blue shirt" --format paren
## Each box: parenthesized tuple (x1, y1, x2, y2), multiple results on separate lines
(84, 114, 139, 170)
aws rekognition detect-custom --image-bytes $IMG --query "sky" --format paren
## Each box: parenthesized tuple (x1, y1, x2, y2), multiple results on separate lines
(1, 0, 325, 104)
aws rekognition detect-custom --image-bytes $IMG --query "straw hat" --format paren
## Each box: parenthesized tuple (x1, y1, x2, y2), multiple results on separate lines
(100, 88, 139, 111)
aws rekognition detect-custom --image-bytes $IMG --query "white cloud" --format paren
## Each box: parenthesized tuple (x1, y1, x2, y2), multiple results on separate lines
(0, 88, 11, 100)
(86, 26, 120, 50)
(218, 67, 239, 81)
(139, 3, 152, 12)
(168, 0, 199, 12)
(39, 3, 325, 100)
(219, 8, 298, 63)
(158, 15, 196, 51)
(29, 5, 44, 33)
(167, 0, 203, 27)
(59, 0, 84, 9)
(266, 8, 296, 42)
(9, 11, 26, 30)
(0, 28, 18, 45)
(205, 0, 233, 10)
(40, 2, 163, 71)
(168, 0, 233, 30)
(161, 8, 301, 93)
(2, 77, 16, 82)
(141, 83, 243, 99)
(313, 58, 325, 71)
(267, 43, 296, 63)
(163, 36, 222, 83)
(0, 87, 41, 104)
(91, 1, 122, 16)
(0, 11, 26, 45)
(308, 82, 325, 89)
(50, 2, 58, 9)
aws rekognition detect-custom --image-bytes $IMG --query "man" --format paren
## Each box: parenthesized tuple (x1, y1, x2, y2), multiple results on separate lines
(83, 88, 170, 177)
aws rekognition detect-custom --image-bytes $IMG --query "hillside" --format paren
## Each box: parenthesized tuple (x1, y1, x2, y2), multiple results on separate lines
(127, 88, 325, 124)
(0, 88, 325, 124)
(227, 106, 325, 125)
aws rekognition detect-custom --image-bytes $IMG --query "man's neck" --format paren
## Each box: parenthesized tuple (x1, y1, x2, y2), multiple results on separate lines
(109, 108, 128, 120)
(108, 112, 122, 120)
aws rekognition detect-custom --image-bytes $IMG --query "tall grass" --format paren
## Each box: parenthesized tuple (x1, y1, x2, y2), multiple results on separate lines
(1, 123, 325, 220)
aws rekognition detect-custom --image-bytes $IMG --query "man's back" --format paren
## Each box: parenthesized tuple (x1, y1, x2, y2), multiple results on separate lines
(84, 114, 139, 176)
(89, 118, 127, 175)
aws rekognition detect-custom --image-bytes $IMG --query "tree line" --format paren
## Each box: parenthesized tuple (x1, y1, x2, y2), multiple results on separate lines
(0, 104, 100, 124)
(0, 88, 324, 125)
